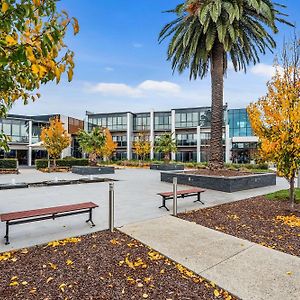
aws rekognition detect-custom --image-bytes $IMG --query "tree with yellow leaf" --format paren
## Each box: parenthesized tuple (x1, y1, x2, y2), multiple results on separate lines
(100, 128, 117, 161)
(0, 0, 79, 148)
(133, 132, 151, 163)
(247, 35, 300, 209)
(40, 117, 71, 170)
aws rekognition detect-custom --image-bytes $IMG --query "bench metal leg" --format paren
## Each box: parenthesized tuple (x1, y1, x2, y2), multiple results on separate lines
(4, 222, 10, 245)
(194, 192, 204, 205)
(86, 208, 95, 227)
(159, 197, 169, 211)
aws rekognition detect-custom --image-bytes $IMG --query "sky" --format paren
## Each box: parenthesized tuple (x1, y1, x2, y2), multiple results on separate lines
(11, 0, 300, 119)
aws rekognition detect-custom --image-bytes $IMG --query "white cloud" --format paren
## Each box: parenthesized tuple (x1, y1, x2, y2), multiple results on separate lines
(104, 67, 114, 72)
(88, 80, 181, 98)
(90, 83, 142, 97)
(138, 80, 181, 94)
(132, 42, 143, 48)
(250, 63, 283, 78)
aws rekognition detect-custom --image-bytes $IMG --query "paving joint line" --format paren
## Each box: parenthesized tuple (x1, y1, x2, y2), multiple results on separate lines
(199, 243, 255, 274)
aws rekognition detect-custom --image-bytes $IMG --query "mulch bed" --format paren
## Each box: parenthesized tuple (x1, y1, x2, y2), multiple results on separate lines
(0, 169, 18, 174)
(185, 169, 260, 177)
(179, 197, 300, 257)
(0, 230, 237, 300)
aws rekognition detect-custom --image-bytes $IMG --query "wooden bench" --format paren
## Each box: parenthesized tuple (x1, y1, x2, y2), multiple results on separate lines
(157, 188, 205, 211)
(0, 202, 98, 245)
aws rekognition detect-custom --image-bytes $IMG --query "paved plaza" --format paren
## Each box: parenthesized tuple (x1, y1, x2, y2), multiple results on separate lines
(0, 168, 289, 252)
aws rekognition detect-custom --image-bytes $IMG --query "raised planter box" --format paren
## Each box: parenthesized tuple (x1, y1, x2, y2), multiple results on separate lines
(0, 183, 28, 190)
(150, 164, 184, 171)
(161, 171, 276, 192)
(72, 166, 115, 175)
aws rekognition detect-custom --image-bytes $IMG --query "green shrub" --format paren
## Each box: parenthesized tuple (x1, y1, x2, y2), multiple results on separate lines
(35, 158, 89, 169)
(0, 159, 18, 169)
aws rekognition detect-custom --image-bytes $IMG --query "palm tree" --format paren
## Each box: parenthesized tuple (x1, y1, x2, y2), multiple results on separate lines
(159, 0, 292, 169)
(77, 127, 106, 166)
(155, 133, 177, 163)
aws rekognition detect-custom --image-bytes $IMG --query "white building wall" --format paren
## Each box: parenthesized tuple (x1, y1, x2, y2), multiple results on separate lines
(171, 110, 176, 161)
(60, 115, 72, 158)
(127, 113, 133, 160)
(150, 110, 155, 160)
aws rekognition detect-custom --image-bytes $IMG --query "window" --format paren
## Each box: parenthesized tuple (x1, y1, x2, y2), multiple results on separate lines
(133, 114, 150, 131)
(228, 109, 253, 137)
(154, 112, 171, 130)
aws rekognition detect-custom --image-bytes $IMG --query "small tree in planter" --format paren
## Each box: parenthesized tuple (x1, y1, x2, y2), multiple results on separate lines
(155, 133, 177, 164)
(77, 128, 106, 166)
(133, 132, 151, 164)
(247, 36, 300, 209)
(40, 117, 71, 170)
(100, 128, 117, 161)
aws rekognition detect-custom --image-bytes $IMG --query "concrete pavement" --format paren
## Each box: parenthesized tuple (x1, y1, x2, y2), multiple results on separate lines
(0, 168, 289, 252)
(120, 215, 300, 300)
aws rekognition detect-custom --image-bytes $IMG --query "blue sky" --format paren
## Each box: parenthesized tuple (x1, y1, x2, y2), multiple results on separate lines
(11, 0, 300, 119)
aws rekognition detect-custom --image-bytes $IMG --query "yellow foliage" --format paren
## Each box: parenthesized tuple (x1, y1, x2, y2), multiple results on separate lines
(40, 117, 71, 162)
(276, 215, 300, 228)
(133, 132, 151, 160)
(46, 237, 81, 248)
(1, 2, 9, 13)
(247, 66, 300, 181)
(100, 128, 117, 159)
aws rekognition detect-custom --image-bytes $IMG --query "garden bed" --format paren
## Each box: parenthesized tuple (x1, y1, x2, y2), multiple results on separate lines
(178, 195, 300, 257)
(0, 230, 237, 300)
(0, 169, 18, 175)
(161, 170, 276, 192)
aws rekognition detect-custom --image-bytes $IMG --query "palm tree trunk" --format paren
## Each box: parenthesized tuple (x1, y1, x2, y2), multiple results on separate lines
(209, 42, 224, 170)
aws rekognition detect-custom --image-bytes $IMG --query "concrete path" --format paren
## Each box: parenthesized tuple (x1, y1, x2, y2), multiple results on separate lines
(120, 216, 300, 300)
(0, 168, 289, 252)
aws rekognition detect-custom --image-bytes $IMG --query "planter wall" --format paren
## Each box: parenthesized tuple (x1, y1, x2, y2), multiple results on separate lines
(161, 171, 276, 192)
(150, 164, 184, 171)
(72, 166, 115, 175)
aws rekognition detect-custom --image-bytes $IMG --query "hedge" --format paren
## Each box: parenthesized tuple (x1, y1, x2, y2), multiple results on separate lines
(0, 159, 18, 170)
(35, 158, 89, 169)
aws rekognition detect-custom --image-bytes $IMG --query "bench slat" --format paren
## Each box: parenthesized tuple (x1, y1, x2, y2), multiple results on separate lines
(158, 188, 205, 198)
(0, 202, 98, 222)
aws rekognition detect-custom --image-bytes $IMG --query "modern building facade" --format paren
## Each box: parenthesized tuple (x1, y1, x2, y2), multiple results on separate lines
(0, 114, 84, 166)
(86, 106, 258, 163)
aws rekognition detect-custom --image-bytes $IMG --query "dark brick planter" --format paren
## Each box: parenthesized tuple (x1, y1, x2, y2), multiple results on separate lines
(72, 166, 115, 175)
(161, 171, 276, 192)
(0, 183, 28, 190)
(150, 164, 184, 171)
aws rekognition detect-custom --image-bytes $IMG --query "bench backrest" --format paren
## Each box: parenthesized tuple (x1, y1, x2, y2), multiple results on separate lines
(0, 202, 98, 222)
(158, 188, 205, 197)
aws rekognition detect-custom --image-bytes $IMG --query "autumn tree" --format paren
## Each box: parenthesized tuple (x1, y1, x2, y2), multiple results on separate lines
(155, 133, 177, 164)
(133, 132, 151, 163)
(40, 117, 71, 169)
(77, 128, 106, 166)
(247, 36, 300, 209)
(100, 128, 117, 161)
(0, 0, 79, 148)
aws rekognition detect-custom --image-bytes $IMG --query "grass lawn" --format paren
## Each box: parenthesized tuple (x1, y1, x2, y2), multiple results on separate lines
(0, 230, 237, 300)
(266, 188, 300, 204)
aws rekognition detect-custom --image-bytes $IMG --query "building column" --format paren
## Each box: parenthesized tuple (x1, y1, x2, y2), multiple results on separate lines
(171, 110, 176, 161)
(60, 115, 72, 158)
(28, 120, 33, 166)
(225, 124, 231, 163)
(127, 113, 133, 160)
(150, 110, 154, 160)
(197, 125, 201, 163)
